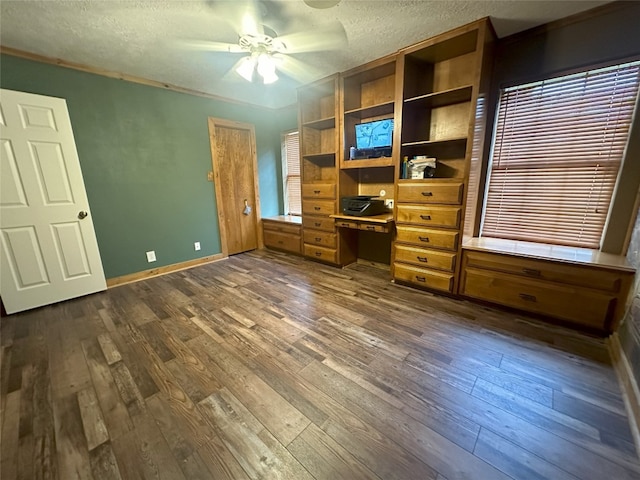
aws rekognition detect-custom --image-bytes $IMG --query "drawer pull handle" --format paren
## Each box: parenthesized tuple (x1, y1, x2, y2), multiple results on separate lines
(522, 268, 541, 277)
(314, 190, 321, 194)
(314, 222, 321, 227)
(417, 256, 428, 263)
(315, 252, 322, 257)
(314, 206, 321, 211)
(418, 236, 430, 242)
(366, 226, 376, 231)
(421, 192, 433, 196)
(519, 293, 537, 302)
(315, 237, 322, 241)
(420, 215, 432, 220)
(340, 223, 350, 227)
(415, 276, 426, 282)
(278, 240, 283, 244)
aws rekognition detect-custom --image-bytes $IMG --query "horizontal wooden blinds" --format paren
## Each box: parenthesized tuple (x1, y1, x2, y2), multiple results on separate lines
(284, 131, 301, 216)
(481, 61, 640, 248)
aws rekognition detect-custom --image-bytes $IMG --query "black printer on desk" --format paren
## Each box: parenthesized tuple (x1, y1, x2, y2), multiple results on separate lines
(341, 196, 387, 217)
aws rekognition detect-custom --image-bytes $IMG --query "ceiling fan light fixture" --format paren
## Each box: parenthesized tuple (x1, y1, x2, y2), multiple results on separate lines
(236, 55, 257, 82)
(303, 0, 341, 8)
(257, 53, 278, 84)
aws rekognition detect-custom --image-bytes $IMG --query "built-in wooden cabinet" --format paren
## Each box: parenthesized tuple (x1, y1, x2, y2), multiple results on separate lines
(293, 17, 634, 334)
(262, 216, 302, 255)
(392, 19, 496, 293)
(298, 75, 343, 265)
(334, 57, 399, 267)
(460, 247, 634, 333)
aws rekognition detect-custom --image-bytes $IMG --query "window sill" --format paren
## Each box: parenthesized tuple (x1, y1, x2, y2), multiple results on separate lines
(462, 237, 634, 273)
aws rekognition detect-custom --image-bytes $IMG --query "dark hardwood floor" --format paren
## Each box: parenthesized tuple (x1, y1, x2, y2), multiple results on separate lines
(1, 249, 639, 480)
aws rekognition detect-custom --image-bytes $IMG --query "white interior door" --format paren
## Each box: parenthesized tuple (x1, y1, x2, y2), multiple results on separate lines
(0, 89, 106, 314)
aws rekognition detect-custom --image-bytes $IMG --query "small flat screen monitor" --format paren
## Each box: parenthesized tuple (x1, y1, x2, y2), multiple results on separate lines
(355, 119, 394, 150)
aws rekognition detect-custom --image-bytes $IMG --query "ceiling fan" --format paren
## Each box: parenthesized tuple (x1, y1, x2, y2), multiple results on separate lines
(184, 0, 346, 85)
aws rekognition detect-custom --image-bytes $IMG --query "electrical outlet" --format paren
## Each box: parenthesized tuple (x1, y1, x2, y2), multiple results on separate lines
(194, 242, 201, 251)
(146, 250, 156, 262)
(385, 199, 394, 209)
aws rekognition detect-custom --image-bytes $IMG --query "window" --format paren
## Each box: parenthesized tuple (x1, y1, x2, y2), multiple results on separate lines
(282, 131, 301, 216)
(481, 60, 640, 249)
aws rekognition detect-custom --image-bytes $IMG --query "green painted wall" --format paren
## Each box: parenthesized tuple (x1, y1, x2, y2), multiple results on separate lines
(0, 54, 297, 278)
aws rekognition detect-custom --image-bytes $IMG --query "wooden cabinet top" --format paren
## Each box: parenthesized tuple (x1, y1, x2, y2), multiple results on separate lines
(262, 215, 303, 226)
(463, 237, 635, 272)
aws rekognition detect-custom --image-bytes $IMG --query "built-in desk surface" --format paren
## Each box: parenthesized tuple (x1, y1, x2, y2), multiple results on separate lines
(330, 213, 394, 224)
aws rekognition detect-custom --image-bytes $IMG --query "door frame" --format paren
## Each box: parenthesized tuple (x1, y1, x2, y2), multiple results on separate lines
(207, 117, 263, 256)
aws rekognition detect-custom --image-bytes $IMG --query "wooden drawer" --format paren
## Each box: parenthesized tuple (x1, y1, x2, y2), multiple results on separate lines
(334, 218, 391, 233)
(359, 223, 391, 233)
(302, 199, 336, 216)
(304, 244, 338, 264)
(394, 245, 456, 272)
(460, 268, 616, 329)
(463, 250, 626, 293)
(394, 263, 454, 293)
(304, 230, 337, 248)
(262, 221, 301, 236)
(395, 226, 459, 251)
(302, 183, 335, 199)
(263, 230, 301, 254)
(396, 205, 461, 228)
(397, 182, 464, 205)
(335, 219, 360, 229)
(303, 216, 335, 232)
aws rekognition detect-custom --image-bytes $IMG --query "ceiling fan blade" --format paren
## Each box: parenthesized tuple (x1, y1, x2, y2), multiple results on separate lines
(178, 39, 246, 53)
(210, 0, 264, 36)
(273, 54, 321, 84)
(275, 21, 347, 54)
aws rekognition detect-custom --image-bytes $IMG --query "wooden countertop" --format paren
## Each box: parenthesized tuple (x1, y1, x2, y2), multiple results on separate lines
(262, 215, 302, 225)
(463, 236, 635, 272)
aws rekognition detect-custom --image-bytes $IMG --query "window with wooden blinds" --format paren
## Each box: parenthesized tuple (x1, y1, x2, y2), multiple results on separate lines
(283, 131, 301, 216)
(481, 60, 640, 249)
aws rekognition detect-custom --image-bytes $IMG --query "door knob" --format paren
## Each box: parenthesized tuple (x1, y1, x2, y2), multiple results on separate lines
(78, 211, 88, 219)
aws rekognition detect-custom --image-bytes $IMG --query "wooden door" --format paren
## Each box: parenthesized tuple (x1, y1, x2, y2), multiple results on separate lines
(0, 89, 106, 314)
(208, 118, 261, 256)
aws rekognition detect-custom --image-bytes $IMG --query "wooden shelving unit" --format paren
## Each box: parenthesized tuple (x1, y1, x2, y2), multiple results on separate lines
(298, 75, 344, 265)
(340, 58, 398, 172)
(392, 18, 496, 294)
(296, 18, 495, 280)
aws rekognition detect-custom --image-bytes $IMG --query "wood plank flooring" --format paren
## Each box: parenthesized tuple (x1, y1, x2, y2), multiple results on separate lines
(1, 249, 639, 480)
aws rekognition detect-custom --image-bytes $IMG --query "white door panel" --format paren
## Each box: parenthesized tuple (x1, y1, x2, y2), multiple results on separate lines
(1, 138, 28, 206)
(2, 225, 50, 288)
(0, 89, 106, 314)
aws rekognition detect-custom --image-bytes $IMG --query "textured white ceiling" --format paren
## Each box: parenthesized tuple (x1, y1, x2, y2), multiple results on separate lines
(0, 0, 611, 108)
